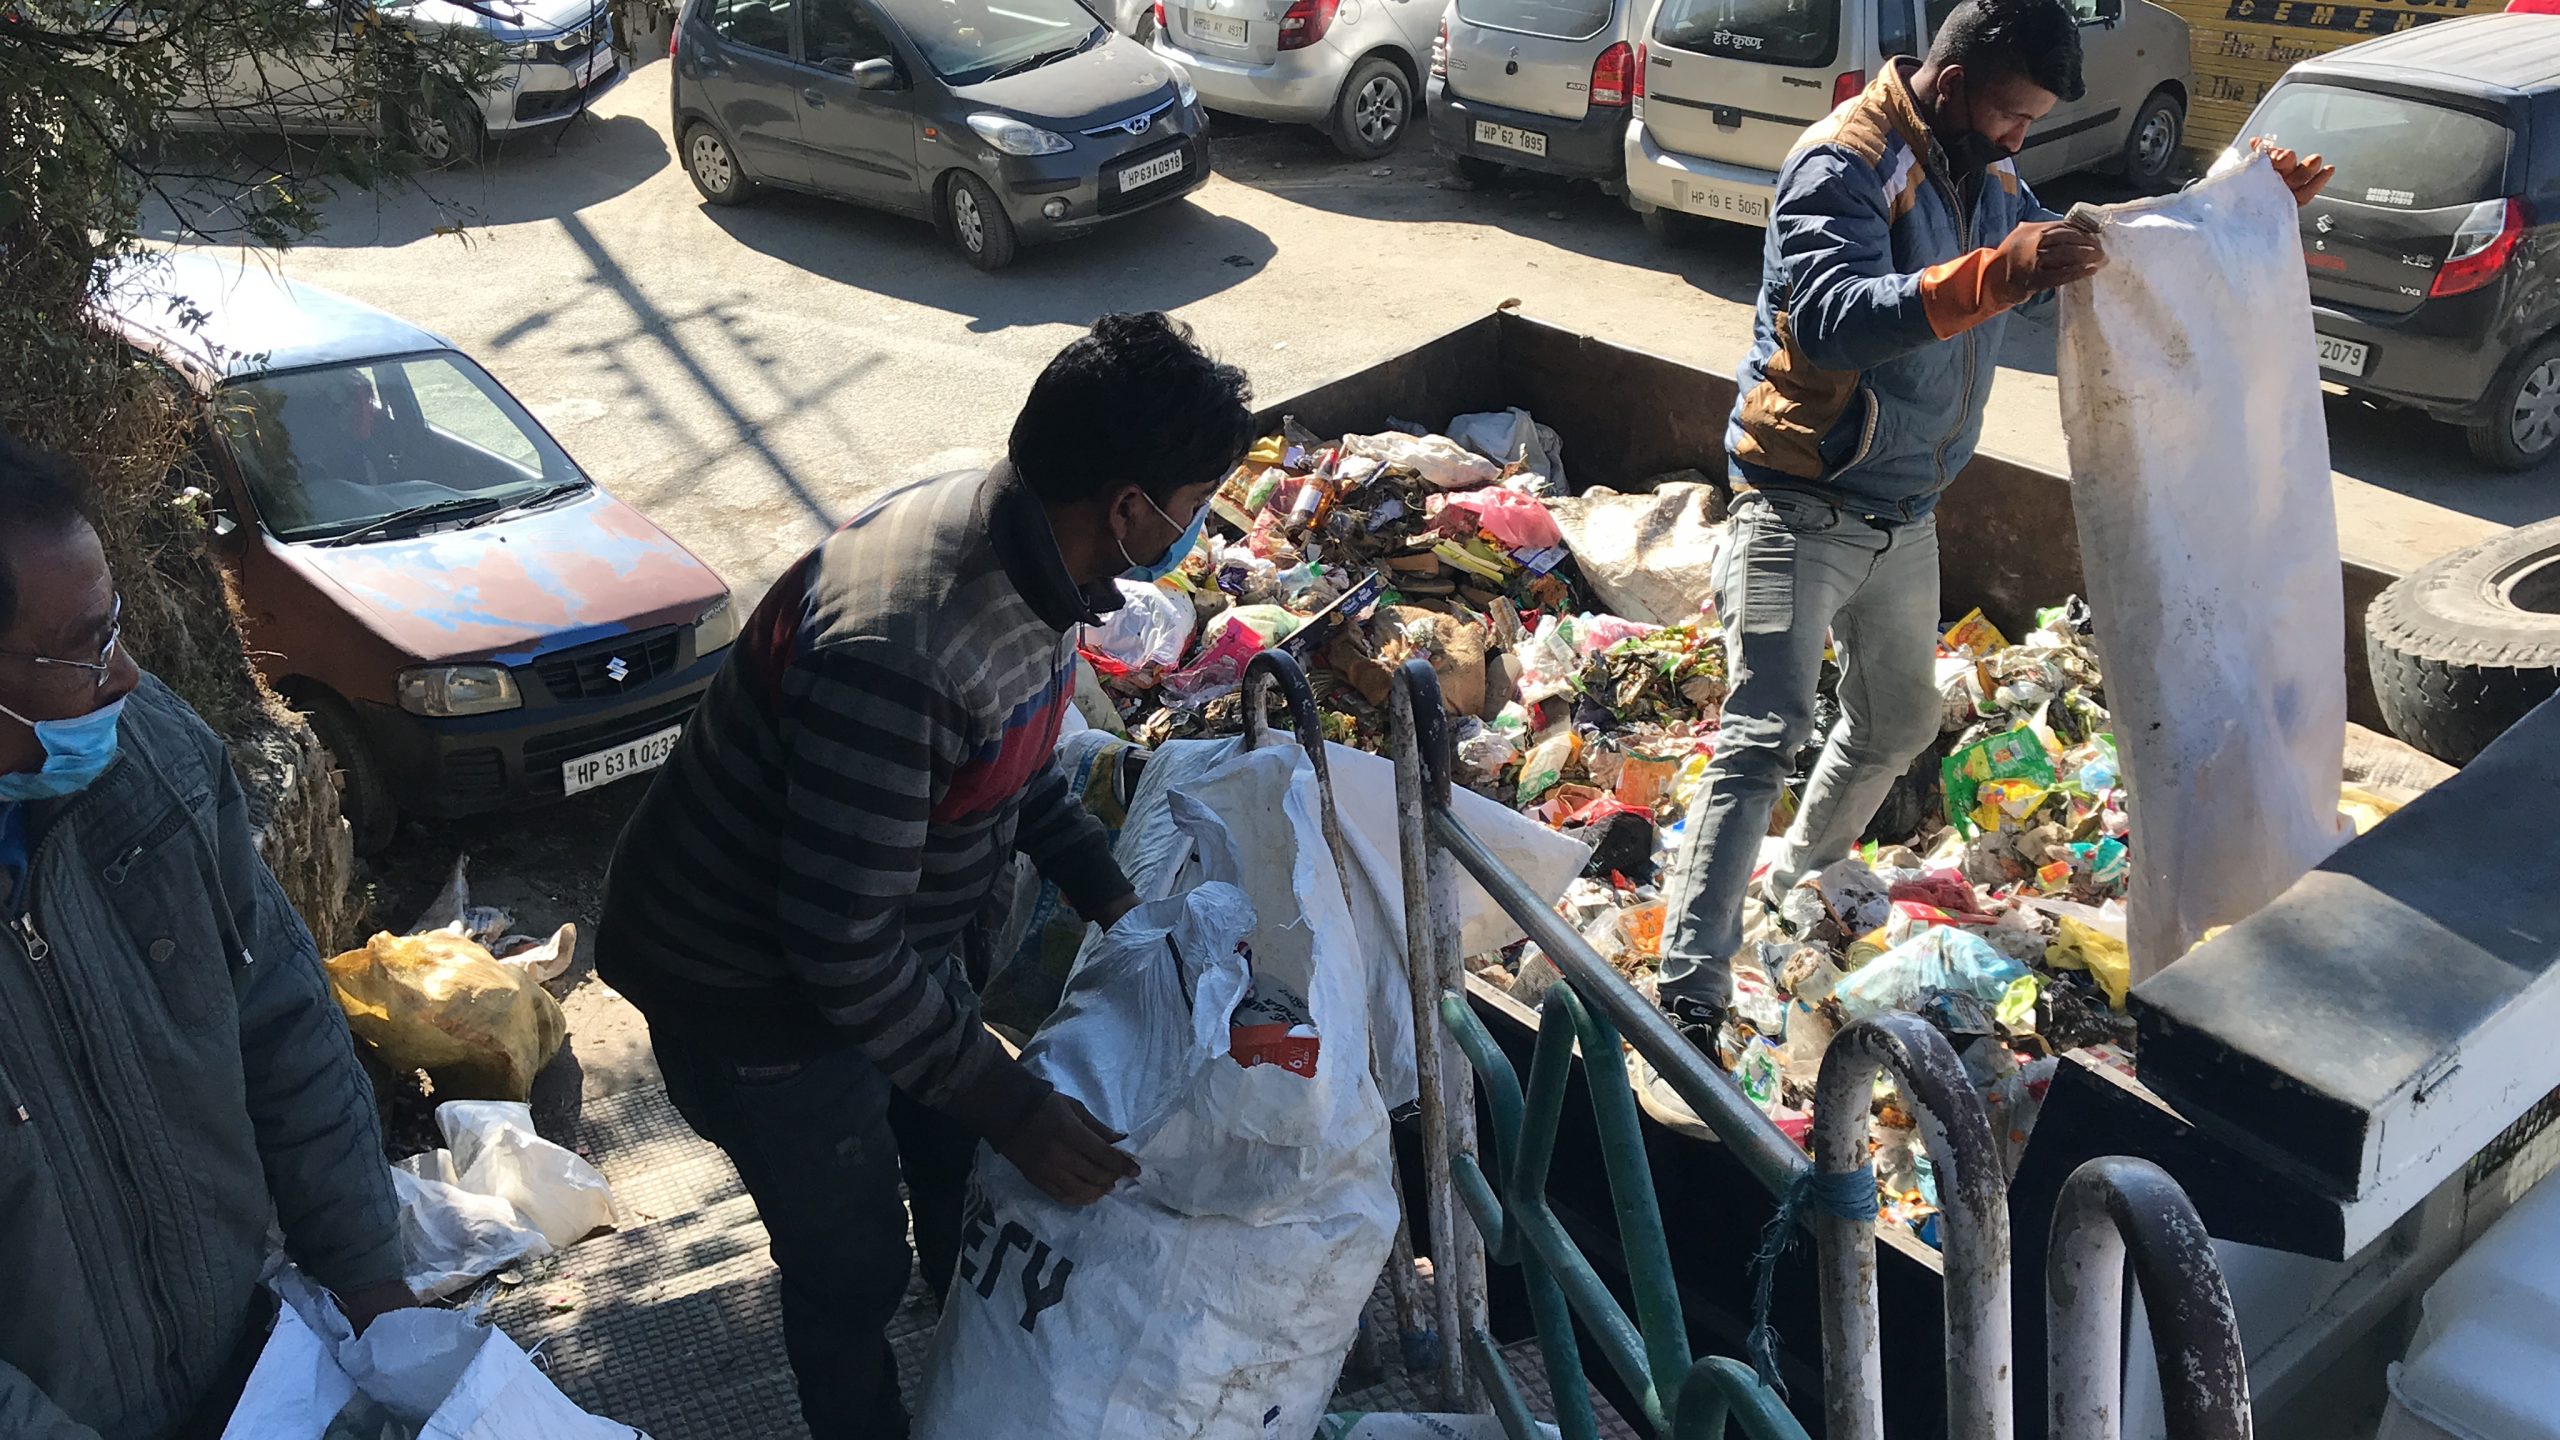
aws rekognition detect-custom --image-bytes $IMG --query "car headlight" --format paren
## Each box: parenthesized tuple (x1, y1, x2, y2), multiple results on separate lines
(967, 113, 1073, 156)
(693, 593, 739, 654)
(397, 665, 522, 717)
(1175, 72, 1197, 109)
(502, 38, 544, 59)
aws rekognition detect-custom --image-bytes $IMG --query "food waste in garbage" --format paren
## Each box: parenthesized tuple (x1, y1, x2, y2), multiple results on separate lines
(1074, 413, 2141, 1245)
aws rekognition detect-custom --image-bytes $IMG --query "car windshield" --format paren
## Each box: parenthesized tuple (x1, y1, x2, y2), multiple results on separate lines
(1653, 0, 1838, 67)
(874, 0, 1104, 86)
(216, 352, 588, 544)
(1456, 0, 1615, 41)
(2251, 82, 2510, 212)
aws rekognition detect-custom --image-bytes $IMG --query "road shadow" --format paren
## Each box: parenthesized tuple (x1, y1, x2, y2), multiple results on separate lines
(698, 185, 1277, 333)
(135, 109, 671, 250)
(2321, 394, 2560, 526)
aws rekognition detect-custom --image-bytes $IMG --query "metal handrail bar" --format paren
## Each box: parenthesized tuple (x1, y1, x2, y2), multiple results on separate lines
(2047, 1157, 2251, 1440)
(1812, 1013, 2014, 1440)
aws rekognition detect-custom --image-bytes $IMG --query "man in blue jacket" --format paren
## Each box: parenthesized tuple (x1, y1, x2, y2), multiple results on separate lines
(1657, 0, 2331, 1030)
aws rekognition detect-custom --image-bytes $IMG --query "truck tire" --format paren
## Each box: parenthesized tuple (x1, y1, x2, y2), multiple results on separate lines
(2365, 518, 2560, 764)
(295, 692, 399, 857)
(2462, 335, 2560, 471)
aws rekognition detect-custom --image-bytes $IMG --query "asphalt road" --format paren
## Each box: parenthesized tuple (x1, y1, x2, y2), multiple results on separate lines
(151, 50, 2551, 612)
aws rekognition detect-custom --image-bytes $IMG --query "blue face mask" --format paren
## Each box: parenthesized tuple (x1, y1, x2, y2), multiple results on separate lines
(0, 697, 126, 801)
(1119, 491, 1209, 584)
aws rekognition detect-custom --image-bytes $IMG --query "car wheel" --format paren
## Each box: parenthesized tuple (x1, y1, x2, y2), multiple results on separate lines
(2117, 89, 2184, 192)
(1639, 204, 1700, 245)
(2366, 516, 2560, 764)
(295, 692, 398, 857)
(946, 172, 1020, 271)
(403, 88, 484, 168)
(1454, 154, 1505, 187)
(2465, 337, 2560, 471)
(684, 122, 753, 205)
(1331, 57, 1411, 160)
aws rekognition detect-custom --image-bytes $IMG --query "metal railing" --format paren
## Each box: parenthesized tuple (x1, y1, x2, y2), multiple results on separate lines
(1243, 650, 2254, 1437)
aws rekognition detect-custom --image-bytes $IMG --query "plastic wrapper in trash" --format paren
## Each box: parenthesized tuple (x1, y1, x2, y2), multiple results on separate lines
(1542, 481, 1726, 627)
(1159, 615, 1267, 707)
(1834, 927, 2032, 1023)
(1940, 607, 2009, 658)
(1514, 613, 1582, 705)
(326, 931, 566, 1103)
(1339, 430, 1501, 489)
(1982, 1055, 2059, 1180)
(1802, 858, 1895, 935)
(1452, 717, 1520, 784)
(487, 925, 577, 985)
(1427, 486, 1563, 551)
(2044, 915, 2132, 1009)
(1081, 579, 1197, 681)
(1515, 729, 1579, 805)
(435, 1101, 614, 1248)
(222, 1265, 651, 1440)
(1940, 725, 2058, 836)
(389, 1161, 551, 1303)
(1446, 406, 1567, 491)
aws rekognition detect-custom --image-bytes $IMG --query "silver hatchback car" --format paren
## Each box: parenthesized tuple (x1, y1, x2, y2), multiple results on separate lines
(1426, 0, 1643, 185)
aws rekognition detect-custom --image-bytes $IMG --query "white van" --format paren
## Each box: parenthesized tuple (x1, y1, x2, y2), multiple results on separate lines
(1624, 0, 2192, 237)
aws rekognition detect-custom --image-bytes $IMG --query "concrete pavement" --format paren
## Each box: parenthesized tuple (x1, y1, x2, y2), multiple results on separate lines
(176, 51, 2547, 612)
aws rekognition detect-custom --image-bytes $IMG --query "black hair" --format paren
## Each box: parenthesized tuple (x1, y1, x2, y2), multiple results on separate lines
(1010, 312, 1255, 506)
(0, 435, 98, 636)
(1927, 0, 2085, 104)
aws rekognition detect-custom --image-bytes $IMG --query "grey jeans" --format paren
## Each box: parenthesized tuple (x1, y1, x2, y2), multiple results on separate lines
(1658, 490, 1944, 1011)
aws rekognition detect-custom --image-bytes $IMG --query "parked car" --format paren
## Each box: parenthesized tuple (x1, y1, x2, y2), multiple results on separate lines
(2236, 14, 2560, 470)
(153, 0, 626, 165)
(1624, 0, 2191, 238)
(1150, 0, 1440, 158)
(100, 253, 733, 853)
(671, 0, 1208, 269)
(1426, 0, 1642, 186)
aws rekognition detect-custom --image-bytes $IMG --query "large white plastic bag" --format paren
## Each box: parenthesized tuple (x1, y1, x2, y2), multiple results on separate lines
(915, 745, 1399, 1440)
(1085, 577, 1198, 672)
(389, 1162, 553, 1303)
(2056, 156, 2349, 981)
(436, 1101, 615, 1248)
(223, 1268, 645, 1440)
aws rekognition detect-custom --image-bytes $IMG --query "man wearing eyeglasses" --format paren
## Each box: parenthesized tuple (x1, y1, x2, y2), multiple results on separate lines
(0, 434, 413, 1440)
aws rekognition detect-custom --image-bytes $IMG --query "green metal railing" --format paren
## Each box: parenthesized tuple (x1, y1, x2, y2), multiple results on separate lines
(1441, 983, 1811, 1440)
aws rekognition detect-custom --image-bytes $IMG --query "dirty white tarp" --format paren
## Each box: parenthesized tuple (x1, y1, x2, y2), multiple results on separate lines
(2057, 156, 2350, 980)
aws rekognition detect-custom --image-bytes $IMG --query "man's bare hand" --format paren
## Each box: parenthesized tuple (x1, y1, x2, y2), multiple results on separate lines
(2250, 136, 2335, 207)
(335, 1279, 418, 1335)
(1997, 220, 2108, 295)
(998, 1093, 1140, 1206)
(1089, 891, 1140, 931)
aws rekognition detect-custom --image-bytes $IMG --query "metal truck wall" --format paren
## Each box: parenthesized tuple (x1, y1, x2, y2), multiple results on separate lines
(1251, 309, 2399, 730)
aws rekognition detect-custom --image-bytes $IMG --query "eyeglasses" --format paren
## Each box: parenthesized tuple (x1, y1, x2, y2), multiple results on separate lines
(0, 596, 125, 696)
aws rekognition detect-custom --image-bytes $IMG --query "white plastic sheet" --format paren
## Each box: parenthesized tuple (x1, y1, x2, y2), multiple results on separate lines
(2056, 156, 2350, 981)
(223, 1268, 645, 1440)
(914, 746, 1398, 1440)
(391, 1101, 614, 1300)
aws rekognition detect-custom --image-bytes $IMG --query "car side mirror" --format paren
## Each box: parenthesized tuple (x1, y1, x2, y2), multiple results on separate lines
(852, 56, 900, 89)
(2097, 0, 2122, 24)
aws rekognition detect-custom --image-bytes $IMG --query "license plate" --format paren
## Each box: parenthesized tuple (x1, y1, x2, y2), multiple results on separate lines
(1474, 119, 1548, 157)
(1682, 179, 1770, 222)
(584, 50, 616, 84)
(1190, 13, 1247, 42)
(1119, 150, 1186, 192)
(562, 724, 682, 797)
(2317, 333, 2370, 377)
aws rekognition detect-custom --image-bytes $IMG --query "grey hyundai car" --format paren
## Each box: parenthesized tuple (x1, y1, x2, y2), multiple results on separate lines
(671, 0, 1210, 268)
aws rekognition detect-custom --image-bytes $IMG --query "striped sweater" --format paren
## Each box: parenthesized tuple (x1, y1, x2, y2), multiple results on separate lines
(599, 465, 1132, 1142)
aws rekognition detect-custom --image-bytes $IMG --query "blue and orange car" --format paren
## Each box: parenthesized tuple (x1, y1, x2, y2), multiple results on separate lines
(104, 253, 734, 852)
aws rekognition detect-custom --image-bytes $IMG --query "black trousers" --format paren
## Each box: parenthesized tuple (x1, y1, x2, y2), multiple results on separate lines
(647, 1014, 979, 1440)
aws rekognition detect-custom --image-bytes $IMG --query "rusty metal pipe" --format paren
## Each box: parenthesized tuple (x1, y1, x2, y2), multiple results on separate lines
(2047, 1156, 2251, 1440)
(1812, 1013, 2013, 1440)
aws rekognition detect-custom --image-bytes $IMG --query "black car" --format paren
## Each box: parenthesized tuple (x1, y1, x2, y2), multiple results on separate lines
(671, 0, 1210, 269)
(2242, 14, 2560, 469)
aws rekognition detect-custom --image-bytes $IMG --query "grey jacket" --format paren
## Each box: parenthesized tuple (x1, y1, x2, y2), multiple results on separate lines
(0, 675, 401, 1439)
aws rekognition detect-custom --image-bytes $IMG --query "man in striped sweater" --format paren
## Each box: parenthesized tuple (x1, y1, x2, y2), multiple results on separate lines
(598, 314, 1253, 1439)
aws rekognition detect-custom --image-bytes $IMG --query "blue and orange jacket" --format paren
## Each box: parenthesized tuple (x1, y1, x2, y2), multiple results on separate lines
(1726, 59, 2059, 521)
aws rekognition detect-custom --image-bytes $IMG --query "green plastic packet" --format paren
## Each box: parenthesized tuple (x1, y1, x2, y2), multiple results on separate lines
(1941, 724, 2058, 837)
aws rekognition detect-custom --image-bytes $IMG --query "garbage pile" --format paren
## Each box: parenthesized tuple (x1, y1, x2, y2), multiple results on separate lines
(1073, 410, 2141, 1244)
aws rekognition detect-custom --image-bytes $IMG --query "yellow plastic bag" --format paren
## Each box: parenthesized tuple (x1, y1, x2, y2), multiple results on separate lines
(327, 931, 567, 1102)
(2045, 917, 2131, 1011)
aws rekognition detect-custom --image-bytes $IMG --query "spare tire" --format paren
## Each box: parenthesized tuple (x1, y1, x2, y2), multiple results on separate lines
(2366, 518, 2560, 764)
